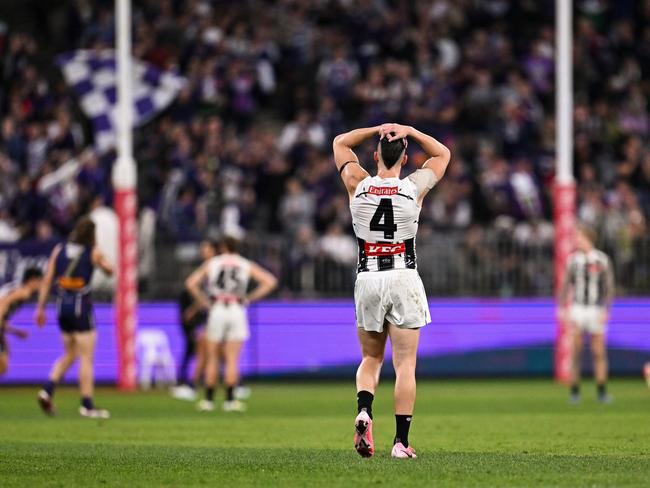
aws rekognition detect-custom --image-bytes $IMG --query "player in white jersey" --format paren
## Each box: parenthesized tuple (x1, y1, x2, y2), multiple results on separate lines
(333, 123, 450, 459)
(185, 236, 277, 412)
(559, 225, 615, 404)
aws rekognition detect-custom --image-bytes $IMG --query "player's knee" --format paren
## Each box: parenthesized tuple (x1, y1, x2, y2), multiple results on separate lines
(362, 354, 383, 367)
(78, 348, 94, 362)
(393, 358, 416, 376)
(64, 349, 78, 362)
(592, 348, 606, 361)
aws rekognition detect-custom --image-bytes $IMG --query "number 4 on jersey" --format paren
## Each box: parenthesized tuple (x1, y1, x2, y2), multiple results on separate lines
(370, 198, 397, 239)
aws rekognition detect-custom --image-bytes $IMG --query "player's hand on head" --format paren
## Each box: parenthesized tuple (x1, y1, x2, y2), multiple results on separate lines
(380, 123, 410, 142)
(379, 123, 396, 139)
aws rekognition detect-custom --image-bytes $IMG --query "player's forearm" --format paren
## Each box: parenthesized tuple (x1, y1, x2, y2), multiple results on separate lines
(246, 280, 277, 304)
(186, 285, 211, 310)
(5, 324, 21, 335)
(37, 280, 52, 310)
(407, 126, 450, 160)
(333, 126, 380, 149)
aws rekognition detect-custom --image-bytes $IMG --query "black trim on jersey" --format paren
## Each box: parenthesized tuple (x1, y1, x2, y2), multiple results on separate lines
(355, 192, 413, 201)
(404, 238, 416, 269)
(597, 270, 605, 307)
(582, 262, 589, 305)
(339, 161, 359, 175)
(357, 238, 369, 273)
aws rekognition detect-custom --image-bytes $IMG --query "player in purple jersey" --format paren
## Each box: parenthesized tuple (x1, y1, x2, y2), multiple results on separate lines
(35, 217, 114, 418)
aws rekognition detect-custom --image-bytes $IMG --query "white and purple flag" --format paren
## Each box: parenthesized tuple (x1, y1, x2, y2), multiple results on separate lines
(57, 50, 184, 153)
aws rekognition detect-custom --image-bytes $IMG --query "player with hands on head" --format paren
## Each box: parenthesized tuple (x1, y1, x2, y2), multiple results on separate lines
(333, 123, 450, 459)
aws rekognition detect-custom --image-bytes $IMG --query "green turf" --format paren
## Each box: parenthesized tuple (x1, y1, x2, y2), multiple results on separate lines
(1, 380, 649, 487)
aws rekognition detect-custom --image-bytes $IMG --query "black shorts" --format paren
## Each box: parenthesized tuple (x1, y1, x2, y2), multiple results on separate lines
(58, 312, 95, 333)
(57, 294, 95, 334)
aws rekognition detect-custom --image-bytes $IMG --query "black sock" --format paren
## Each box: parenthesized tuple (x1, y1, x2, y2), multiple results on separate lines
(597, 383, 606, 396)
(226, 386, 235, 402)
(357, 390, 374, 419)
(43, 380, 56, 397)
(206, 387, 214, 402)
(570, 384, 580, 395)
(394, 415, 412, 448)
(81, 397, 94, 410)
(186, 381, 195, 389)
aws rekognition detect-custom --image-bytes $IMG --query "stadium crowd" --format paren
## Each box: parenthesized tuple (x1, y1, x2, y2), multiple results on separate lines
(1, 0, 650, 293)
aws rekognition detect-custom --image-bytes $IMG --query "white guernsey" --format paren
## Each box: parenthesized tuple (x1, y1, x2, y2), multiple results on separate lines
(333, 123, 450, 459)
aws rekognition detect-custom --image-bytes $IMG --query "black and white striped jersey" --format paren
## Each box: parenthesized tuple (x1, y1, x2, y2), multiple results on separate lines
(564, 249, 615, 307)
(350, 175, 421, 273)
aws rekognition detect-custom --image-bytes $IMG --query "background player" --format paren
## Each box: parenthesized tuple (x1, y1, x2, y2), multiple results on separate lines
(559, 225, 615, 404)
(186, 236, 277, 412)
(171, 239, 219, 401)
(0, 268, 44, 375)
(35, 217, 114, 418)
(333, 123, 450, 459)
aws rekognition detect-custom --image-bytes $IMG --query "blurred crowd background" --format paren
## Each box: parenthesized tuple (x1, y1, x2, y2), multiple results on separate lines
(1, 0, 650, 297)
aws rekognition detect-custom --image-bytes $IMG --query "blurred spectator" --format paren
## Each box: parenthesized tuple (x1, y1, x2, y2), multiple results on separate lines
(279, 178, 315, 236)
(278, 111, 326, 155)
(318, 223, 357, 266)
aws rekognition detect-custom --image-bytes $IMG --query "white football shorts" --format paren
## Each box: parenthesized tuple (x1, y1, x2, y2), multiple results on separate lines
(205, 303, 249, 342)
(569, 304, 607, 334)
(354, 268, 431, 333)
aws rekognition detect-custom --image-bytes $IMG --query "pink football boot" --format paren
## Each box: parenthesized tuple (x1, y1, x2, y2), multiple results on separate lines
(391, 442, 417, 459)
(353, 410, 374, 457)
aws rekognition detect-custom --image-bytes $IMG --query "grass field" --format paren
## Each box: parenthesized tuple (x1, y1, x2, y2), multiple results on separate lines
(1, 379, 650, 487)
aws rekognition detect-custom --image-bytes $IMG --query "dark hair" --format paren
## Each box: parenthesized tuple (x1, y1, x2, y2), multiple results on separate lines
(70, 217, 96, 247)
(206, 239, 221, 252)
(221, 236, 239, 253)
(379, 134, 407, 169)
(22, 267, 43, 283)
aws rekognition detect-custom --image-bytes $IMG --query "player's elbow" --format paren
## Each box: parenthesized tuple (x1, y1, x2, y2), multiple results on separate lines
(267, 275, 278, 292)
(332, 132, 348, 149)
(436, 145, 452, 178)
(440, 144, 451, 167)
(184, 278, 195, 292)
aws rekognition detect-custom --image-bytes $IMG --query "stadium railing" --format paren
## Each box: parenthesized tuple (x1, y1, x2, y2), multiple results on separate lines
(147, 231, 650, 299)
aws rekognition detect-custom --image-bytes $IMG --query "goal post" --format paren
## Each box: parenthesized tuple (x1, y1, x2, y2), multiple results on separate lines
(553, 0, 576, 384)
(113, 0, 138, 391)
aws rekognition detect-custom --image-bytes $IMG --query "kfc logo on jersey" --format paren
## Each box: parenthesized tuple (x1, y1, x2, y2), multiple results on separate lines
(587, 262, 603, 273)
(364, 242, 406, 256)
(368, 186, 398, 196)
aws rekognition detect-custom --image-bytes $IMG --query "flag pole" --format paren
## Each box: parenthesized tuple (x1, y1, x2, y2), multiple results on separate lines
(553, 0, 575, 384)
(113, 0, 138, 391)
